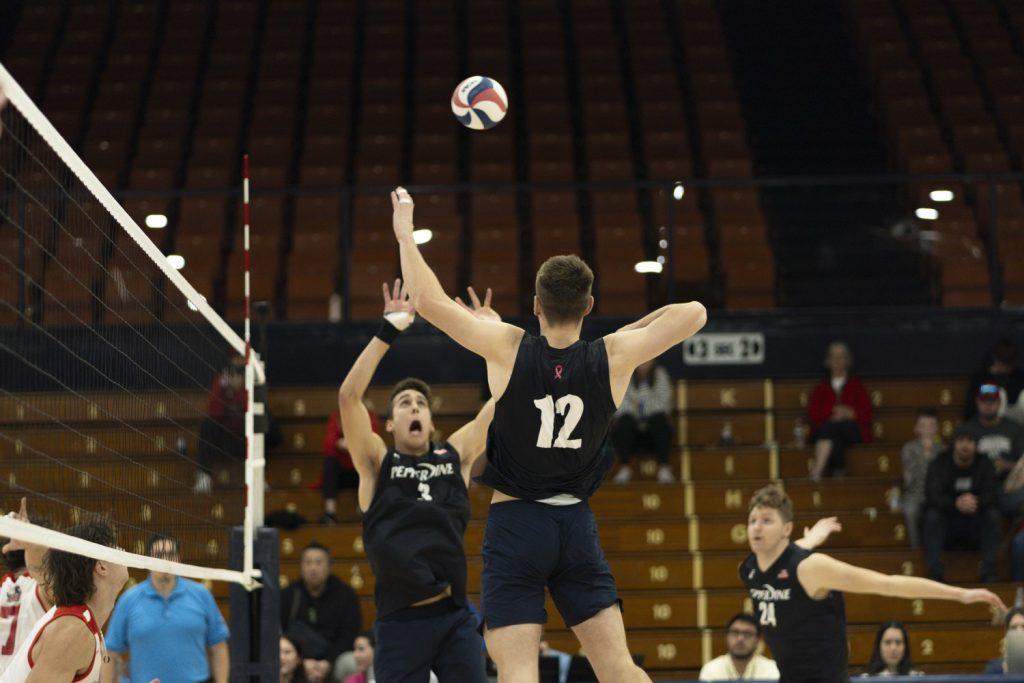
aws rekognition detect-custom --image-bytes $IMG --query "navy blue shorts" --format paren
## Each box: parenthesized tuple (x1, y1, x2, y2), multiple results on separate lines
(481, 500, 619, 630)
(374, 598, 487, 683)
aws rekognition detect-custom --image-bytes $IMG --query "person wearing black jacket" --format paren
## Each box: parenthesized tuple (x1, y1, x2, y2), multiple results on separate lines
(280, 542, 362, 682)
(922, 428, 1001, 583)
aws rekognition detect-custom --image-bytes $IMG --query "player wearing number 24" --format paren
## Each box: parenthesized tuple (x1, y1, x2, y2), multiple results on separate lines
(742, 485, 1005, 682)
(392, 186, 707, 682)
(338, 279, 497, 682)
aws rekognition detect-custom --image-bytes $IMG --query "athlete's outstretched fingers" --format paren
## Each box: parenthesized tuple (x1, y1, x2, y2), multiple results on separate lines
(468, 285, 482, 309)
(382, 282, 392, 306)
(484, 287, 493, 308)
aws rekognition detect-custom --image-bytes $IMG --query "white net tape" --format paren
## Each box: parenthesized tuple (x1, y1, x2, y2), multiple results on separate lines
(0, 62, 262, 588)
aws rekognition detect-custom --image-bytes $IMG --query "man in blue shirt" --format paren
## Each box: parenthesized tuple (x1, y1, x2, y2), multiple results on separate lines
(101, 536, 229, 683)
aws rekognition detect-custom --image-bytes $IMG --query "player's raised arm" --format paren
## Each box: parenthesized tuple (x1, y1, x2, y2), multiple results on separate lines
(603, 302, 707, 402)
(337, 281, 408, 474)
(796, 552, 1006, 610)
(3, 498, 53, 609)
(446, 287, 502, 475)
(391, 187, 523, 368)
(794, 516, 842, 550)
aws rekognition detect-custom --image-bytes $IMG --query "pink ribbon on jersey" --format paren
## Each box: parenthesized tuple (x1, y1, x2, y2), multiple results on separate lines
(554, 364, 563, 380)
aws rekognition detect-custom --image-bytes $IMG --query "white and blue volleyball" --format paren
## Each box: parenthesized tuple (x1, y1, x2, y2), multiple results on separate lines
(451, 76, 508, 130)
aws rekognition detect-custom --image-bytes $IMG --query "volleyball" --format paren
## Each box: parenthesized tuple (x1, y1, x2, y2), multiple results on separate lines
(451, 76, 508, 130)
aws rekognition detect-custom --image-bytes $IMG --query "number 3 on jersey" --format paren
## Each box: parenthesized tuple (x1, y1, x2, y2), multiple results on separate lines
(758, 601, 776, 627)
(533, 394, 584, 449)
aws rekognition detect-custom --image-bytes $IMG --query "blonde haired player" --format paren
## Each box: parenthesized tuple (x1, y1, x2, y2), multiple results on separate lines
(0, 500, 51, 675)
(742, 484, 1005, 681)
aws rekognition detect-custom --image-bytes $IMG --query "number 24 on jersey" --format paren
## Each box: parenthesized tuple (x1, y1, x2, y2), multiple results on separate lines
(533, 394, 584, 449)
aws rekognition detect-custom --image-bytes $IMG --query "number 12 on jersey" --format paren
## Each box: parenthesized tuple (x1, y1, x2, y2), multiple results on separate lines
(533, 394, 584, 449)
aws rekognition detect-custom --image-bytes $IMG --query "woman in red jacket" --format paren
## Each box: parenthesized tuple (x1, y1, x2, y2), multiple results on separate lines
(807, 341, 873, 481)
(320, 406, 381, 524)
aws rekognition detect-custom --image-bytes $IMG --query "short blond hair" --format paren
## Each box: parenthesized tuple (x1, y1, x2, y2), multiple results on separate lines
(748, 484, 793, 523)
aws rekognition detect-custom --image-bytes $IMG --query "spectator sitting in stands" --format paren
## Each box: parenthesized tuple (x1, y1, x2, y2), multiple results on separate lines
(900, 409, 941, 549)
(807, 341, 872, 482)
(320, 407, 381, 525)
(610, 358, 675, 484)
(698, 613, 780, 681)
(923, 428, 1000, 582)
(858, 621, 924, 677)
(984, 608, 1024, 674)
(965, 338, 1024, 421)
(195, 354, 247, 493)
(281, 634, 311, 683)
(962, 384, 1024, 516)
(281, 542, 362, 683)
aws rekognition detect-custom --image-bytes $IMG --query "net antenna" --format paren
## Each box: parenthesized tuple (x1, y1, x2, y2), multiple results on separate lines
(0, 61, 264, 589)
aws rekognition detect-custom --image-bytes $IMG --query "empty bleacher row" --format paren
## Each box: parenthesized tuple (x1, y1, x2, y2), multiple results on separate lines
(1, 0, 765, 326)
(845, 0, 1024, 307)
(2, 0, 1022, 329)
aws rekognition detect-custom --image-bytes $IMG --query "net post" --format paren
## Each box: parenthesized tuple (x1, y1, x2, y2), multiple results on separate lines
(229, 525, 280, 681)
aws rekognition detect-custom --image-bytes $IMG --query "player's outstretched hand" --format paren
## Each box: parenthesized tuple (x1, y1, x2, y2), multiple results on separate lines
(382, 279, 415, 330)
(391, 186, 415, 242)
(959, 587, 1007, 612)
(800, 516, 842, 550)
(1, 497, 29, 553)
(455, 286, 501, 322)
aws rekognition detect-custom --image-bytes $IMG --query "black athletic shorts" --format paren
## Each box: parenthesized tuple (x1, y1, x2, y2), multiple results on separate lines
(374, 598, 487, 683)
(481, 499, 620, 630)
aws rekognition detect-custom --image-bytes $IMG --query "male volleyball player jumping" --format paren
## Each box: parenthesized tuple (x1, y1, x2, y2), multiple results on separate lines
(742, 484, 1005, 682)
(340, 280, 496, 682)
(0, 499, 52, 675)
(392, 186, 706, 683)
(0, 519, 133, 683)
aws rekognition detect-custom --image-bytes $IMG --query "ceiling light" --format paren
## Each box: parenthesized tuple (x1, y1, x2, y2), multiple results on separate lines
(634, 260, 663, 274)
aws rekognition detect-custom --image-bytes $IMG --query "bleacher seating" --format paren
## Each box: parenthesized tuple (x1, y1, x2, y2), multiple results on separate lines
(3, 372, 1020, 677)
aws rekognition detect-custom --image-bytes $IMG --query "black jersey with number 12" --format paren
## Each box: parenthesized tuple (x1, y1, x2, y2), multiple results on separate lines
(477, 333, 617, 500)
(741, 543, 848, 682)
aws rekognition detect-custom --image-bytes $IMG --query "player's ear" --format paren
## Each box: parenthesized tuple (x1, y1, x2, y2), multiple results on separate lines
(385, 418, 395, 434)
(783, 520, 793, 538)
(582, 296, 594, 317)
(532, 295, 541, 318)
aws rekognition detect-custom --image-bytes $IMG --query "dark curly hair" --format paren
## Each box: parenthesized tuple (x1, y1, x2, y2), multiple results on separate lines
(45, 519, 116, 607)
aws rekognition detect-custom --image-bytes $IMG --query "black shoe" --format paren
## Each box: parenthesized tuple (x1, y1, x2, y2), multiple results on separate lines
(318, 512, 339, 525)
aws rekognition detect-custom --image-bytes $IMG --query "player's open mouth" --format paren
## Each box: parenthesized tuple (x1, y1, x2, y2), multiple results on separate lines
(409, 420, 423, 435)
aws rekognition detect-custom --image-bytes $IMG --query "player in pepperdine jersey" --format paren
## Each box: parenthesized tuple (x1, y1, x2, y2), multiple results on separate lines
(742, 485, 1005, 682)
(0, 499, 51, 674)
(340, 280, 498, 682)
(391, 186, 707, 682)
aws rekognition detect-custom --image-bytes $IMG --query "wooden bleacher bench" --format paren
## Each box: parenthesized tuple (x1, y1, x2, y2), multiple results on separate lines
(5, 376, 1002, 678)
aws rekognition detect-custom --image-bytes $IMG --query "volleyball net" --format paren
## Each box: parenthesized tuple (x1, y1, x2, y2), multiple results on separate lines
(0, 61, 264, 588)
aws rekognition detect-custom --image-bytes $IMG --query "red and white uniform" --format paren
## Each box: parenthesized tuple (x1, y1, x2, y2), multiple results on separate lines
(0, 604, 104, 683)
(0, 573, 47, 672)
